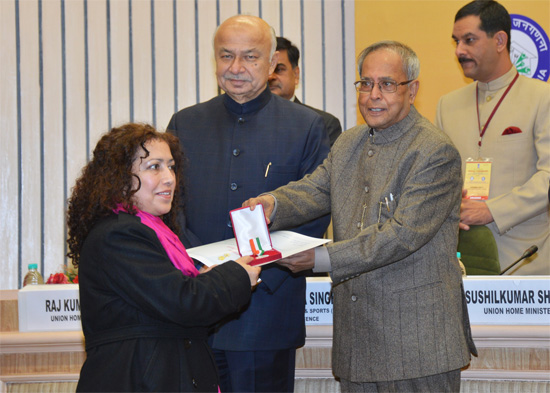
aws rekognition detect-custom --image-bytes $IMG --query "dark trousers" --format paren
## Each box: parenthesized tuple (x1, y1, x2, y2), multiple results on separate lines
(340, 369, 461, 393)
(213, 348, 296, 393)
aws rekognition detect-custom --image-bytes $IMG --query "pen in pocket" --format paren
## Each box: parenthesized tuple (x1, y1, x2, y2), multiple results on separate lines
(264, 162, 272, 178)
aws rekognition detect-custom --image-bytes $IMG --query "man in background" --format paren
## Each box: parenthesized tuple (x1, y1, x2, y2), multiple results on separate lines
(269, 37, 342, 146)
(246, 40, 476, 392)
(436, 0, 550, 274)
(167, 15, 330, 392)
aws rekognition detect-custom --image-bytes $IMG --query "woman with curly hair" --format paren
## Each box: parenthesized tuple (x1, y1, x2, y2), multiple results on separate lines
(68, 123, 260, 392)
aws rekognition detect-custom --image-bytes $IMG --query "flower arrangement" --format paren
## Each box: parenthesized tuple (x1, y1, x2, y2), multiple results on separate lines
(46, 265, 79, 284)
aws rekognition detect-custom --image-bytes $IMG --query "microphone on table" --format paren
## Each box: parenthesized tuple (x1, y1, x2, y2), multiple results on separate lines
(499, 245, 538, 275)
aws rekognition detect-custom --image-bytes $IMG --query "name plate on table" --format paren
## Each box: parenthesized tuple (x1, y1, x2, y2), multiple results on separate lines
(305, 278, 333, 325)
(18, 284, 82, 332)
(305, 276, 550, 326)
(464, 276, 550, 325)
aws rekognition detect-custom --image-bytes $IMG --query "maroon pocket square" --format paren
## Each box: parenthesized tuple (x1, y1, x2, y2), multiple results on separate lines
(502, 126, 522, 135)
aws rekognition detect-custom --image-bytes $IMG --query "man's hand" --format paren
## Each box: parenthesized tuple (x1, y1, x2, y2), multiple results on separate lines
(242, 195, 275, 224)
(460, 189, 494, 230)
(276, 249, 315, 273)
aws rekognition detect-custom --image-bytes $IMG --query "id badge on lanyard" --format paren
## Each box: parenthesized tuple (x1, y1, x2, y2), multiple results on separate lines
(464, 157, 492, 200)
(465, 73, 518, 200)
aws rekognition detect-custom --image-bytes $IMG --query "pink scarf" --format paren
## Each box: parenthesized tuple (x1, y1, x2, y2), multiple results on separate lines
(114, 205, 199, 277)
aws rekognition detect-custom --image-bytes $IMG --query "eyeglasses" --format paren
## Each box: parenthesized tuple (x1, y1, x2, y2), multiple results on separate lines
(354, 79, 414, 94)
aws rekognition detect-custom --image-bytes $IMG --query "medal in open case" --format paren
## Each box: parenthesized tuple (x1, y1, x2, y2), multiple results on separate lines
(229, 205, 282, 266)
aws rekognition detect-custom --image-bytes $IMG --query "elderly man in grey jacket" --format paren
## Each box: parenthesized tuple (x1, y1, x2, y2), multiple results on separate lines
(244, 41, 477, 393)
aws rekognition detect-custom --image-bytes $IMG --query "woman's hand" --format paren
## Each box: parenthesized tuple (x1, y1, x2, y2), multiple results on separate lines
(235, 256, 261, 287)
(198, 264, 216, 274)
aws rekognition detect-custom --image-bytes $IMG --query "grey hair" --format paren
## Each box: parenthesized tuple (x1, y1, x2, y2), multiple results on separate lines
(357, 40, 420, 80)
(268, 26, 277, 60)
(213, 15, 277, 62)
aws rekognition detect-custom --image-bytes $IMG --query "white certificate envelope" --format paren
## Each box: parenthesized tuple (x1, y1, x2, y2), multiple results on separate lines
(187, 231, 331, 267)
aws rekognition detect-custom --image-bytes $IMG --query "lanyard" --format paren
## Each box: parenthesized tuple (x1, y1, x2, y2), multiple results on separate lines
(476, 72, 519, 147)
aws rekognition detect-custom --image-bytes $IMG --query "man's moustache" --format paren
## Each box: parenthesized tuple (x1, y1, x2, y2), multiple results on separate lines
(458, 58, 474, 64)
(224, 74, 251, 82)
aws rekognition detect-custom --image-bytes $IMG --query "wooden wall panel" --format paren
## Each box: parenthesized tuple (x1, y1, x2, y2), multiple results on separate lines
(0, 0, 20, 291)
(18, 0, 42, 285)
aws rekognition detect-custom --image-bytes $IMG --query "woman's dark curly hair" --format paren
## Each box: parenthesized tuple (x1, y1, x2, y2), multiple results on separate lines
(67, 123, 185, 266)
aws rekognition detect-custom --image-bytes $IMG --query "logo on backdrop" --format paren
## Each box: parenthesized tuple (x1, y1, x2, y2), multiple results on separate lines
(510, 14, 549, 82)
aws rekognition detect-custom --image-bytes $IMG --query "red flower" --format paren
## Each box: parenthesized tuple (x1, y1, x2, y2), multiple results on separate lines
(72, 275, 79, 284)
(46, 273, 69, 284)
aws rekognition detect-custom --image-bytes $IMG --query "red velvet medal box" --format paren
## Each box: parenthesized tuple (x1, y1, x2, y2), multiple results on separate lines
(229, 205, 282, 266)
